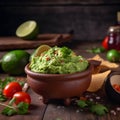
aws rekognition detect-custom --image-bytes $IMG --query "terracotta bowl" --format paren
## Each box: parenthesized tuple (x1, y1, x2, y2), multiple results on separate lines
(25, 63, 93, 100)
(105, 71, 120, 104)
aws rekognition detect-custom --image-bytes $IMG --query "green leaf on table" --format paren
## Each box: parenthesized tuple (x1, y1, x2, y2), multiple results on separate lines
(0, 93, 7, 102)
(0, 77, 16, 89)
(77, 99, 108, 116)
(89, 104, 108, 116)
(17, 102, 29, 115)
(77, 100, 88, 108)
(87, 47, 105, 54)
(1, 102, 29, 116)
(1, 106, 17, 116)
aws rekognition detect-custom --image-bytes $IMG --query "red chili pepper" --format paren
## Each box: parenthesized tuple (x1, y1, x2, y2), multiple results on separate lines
(102, 36, 109, 50)
(46, 57, 50, 61)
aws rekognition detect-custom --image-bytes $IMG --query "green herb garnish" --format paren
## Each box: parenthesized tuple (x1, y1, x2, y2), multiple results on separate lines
(1, 102, 29, 116)
(90, 103, 108, 116)
(77, 99, 88, 108)
(77, 100, 108, 116)
(87, 47, 105, 54)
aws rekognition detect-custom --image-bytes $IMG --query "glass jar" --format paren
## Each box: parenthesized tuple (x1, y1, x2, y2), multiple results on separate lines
(108, 26, 120, 50)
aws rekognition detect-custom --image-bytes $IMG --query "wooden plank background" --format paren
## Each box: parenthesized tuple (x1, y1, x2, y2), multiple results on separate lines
(0, 0, 120, 41)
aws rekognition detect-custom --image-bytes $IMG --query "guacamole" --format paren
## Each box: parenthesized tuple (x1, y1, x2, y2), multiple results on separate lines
(29, 46, 89, 74)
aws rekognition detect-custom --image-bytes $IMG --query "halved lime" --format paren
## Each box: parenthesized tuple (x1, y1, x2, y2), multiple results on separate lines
(30, 45, 51, 61)
(16, 20, 39, 40)
(34, 45, 51, 57)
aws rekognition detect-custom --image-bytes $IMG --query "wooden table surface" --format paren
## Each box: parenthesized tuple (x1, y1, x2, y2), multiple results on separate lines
(0, 40, 120, 120)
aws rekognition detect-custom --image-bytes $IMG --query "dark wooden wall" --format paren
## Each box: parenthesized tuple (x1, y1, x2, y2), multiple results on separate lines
(0, 0, 120, 41)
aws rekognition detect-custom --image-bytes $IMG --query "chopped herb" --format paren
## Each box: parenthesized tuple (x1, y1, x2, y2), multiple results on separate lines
(0, 77, 16, 90)
(0, 93, 6, 102)
(1, 105, 17, 116)
(16, 102, 29, 115)
(1, 102, 29, 116)
(87, 47, 105, 54)
(77, 100, 88, 108)
(77, 100, 108, 116)
(60, 46, 72, 57)
(90, 104, 108, 116)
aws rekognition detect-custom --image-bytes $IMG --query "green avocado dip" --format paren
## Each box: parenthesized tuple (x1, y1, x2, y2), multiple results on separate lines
(29, 46, 89, 74)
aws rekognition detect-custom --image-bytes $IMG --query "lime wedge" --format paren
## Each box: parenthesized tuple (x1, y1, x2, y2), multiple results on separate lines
(16, 20, 39, 40)
(34, 45, 51, 57)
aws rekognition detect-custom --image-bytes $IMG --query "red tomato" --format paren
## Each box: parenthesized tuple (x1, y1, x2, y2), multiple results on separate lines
(3, 82, 22, 99)
(13, 91, 31, 105)
(102, 36, 109, 50)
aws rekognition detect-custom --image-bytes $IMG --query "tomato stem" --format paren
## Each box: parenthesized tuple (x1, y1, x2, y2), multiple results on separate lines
(9, 97, 16, 105)
(0, 102, 16, 110)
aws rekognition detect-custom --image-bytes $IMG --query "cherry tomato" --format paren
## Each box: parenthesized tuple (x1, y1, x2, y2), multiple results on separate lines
(3, 82, 22, 99)
(106, 49, 120, 62)
(102, 36, 109, 50)
(13, 91, 31, 105)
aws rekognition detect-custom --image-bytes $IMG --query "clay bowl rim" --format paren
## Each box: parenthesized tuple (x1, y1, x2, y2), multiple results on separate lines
(105, 71, 120, 104)
(108, 71, 120, 95)
(25, 62, 93, 81)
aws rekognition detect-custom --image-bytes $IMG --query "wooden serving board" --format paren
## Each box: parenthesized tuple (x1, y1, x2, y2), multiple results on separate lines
(0, 33, 73, 50)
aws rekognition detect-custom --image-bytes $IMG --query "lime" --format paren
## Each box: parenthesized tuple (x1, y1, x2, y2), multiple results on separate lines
(16, 20, 39, 40)
(30, 45, 51, 61)
(106, 49, 120, 62)
(34, 45, 51, 57)
(1, 50, 30, 75)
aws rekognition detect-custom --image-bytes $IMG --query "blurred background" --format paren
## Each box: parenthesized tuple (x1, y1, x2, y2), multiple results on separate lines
(0, 0, 120, 41)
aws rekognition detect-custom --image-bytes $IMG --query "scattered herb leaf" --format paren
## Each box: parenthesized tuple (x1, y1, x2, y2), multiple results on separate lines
(90, 104, 108, 116)
(0, 77, 16, 90)
(16, 102, 29, 115)
(77, 100, 108, 116)
(1, 101, 29, 116)
(60, 46, 72, 57)
(87, 47, 105, 54)
(77, 100, 88, 108)
(1, 106, 17, 116)
(0, 93, 6, 102)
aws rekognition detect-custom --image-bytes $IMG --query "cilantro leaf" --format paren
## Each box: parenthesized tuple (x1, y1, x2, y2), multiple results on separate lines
(60, 47, 72, 57)
(89, 104, 108, 116)
(87, 47, 105, 54)
(77, 99, 108, 116)
(17, 102, 29, 115)
(1, 102, 29, 116)
(1, 106, 17, 116)
(1, 77, 16, 89)
(77, 100, 88, 108)
(0, 93, 7, 102)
